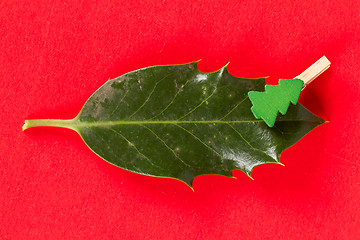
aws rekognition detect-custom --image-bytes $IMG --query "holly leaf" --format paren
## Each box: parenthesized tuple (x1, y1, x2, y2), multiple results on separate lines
(23, 62, 324, 187)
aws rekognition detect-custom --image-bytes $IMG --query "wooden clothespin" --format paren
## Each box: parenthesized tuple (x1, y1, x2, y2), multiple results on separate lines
(296, 55, 331, 87)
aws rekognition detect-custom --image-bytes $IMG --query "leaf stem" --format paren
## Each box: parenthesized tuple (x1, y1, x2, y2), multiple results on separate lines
(22, 118, 77, 131)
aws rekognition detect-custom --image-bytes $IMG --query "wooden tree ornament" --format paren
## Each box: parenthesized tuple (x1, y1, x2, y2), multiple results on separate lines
(248, 56, 331, 127)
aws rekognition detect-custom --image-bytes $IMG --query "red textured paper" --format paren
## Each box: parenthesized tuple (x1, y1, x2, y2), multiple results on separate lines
(1, 1, 359, 239)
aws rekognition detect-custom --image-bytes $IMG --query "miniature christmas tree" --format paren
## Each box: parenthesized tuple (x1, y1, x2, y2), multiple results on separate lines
(248, 56, 331, 127)
(248, 79, 304, 127)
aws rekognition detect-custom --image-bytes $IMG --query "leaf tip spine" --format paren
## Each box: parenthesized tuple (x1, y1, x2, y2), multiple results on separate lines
(184, 179, 195, 191)
(278, 162, 285, 167)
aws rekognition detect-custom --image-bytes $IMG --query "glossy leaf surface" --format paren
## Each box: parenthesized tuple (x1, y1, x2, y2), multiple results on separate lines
(24, 62, 324, 186)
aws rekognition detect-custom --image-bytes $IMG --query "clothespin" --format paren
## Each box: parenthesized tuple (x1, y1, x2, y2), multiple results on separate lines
(296, 55, 331, 88)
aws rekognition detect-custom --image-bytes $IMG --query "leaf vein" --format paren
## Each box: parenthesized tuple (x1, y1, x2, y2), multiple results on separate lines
(141, 125, 195, 168)
(150, 78, 191, 120)
(227, 123, 275, 161)
(72, 118, 324, 128)
(103, 86, 130, 121)
(109, 128, 166, 170)
(125, 73, 173, 120)
(90, 128, 127, 165)
(177, 87, 217, 120)
(219, 96, 249, 120)
(174, 123, 224, 160)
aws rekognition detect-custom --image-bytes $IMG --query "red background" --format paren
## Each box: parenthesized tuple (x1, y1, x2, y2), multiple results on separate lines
(1, 0, 359, 239)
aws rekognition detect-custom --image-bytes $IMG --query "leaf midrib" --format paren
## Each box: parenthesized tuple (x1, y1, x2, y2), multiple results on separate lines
(23, 118, 323, 131)
(75, 118, 324, 129)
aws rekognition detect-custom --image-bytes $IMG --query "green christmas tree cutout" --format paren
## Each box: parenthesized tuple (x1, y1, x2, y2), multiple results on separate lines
(248, 79, 304, 127)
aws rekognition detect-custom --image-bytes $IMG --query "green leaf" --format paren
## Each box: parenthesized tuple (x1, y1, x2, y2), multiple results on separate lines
(23, 62, 324, 187)
(248, 79, 304, 127)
